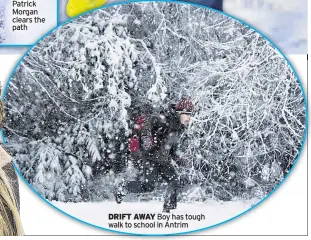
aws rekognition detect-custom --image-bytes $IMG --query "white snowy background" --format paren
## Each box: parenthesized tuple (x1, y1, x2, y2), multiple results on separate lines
(224, 0, 308, 54)
(2, 0, 57, 45)
(57, 0, 308, 54)
(0, 0, 5, 43)
(1, 1, 307, 234)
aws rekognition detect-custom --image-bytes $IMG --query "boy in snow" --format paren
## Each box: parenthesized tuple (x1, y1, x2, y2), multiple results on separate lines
(115, 98, 194, 213)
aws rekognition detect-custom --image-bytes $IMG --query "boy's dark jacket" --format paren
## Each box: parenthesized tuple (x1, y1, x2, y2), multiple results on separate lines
(134, 107, 185, 165)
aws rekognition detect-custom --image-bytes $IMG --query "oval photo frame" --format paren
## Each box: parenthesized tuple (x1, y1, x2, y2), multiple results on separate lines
(1, 0, 308, 236)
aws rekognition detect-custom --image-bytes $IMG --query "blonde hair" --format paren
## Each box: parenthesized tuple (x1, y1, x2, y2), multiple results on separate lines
(0, 86, 24, 236)
(0, 99, 4, 124)
(0, 168, 24, 236)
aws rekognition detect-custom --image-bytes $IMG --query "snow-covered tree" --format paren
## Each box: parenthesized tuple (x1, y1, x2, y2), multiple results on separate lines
(3, 2, 306, 202)
(28, 138, 63, 200)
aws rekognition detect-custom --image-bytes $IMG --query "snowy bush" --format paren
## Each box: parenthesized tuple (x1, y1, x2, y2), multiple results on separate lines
(0, 1, 5, 43)
(3, 2, 306, 202)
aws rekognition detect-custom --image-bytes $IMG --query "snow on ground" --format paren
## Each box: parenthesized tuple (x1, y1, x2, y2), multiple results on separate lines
(52, 200, 257, 234)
